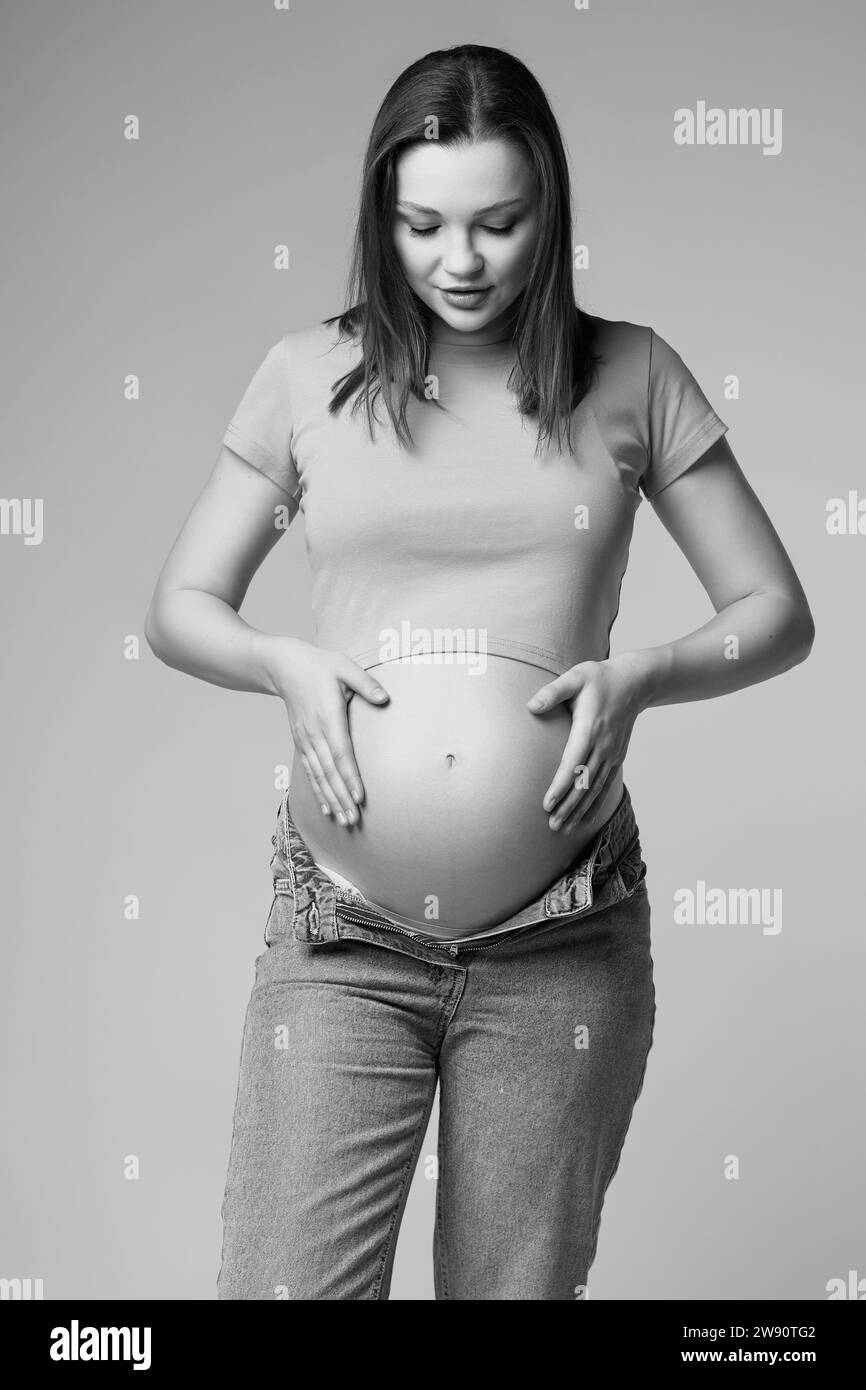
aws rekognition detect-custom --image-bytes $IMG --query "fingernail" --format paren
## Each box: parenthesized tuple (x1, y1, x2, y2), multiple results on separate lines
(528, 696, 544, 710)
(321, 803, 330, 816)
(337, 811, 347, 826)
(351, 786, 362, 802)
(550, 816, 561, 830)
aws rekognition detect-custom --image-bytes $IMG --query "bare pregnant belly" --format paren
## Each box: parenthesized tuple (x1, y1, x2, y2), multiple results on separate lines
(288, 657, 624, 933)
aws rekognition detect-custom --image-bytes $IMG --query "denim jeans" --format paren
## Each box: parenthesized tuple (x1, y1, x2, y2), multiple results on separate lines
(217, 784, 656, 1300)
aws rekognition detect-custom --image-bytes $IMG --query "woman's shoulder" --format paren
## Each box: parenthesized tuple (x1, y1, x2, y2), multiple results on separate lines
(581, 310, 651, 363)
(282, 315, 363, 372)
(579, 312, 653, 409)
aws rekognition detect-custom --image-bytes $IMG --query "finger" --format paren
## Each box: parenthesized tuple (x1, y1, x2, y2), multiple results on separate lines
(542, 730, 591, 813)
(328, 730, 366, 809)
(322, 693, 366, 805)
(299, 746, 340, 820)
(527, 666, 584, 713)
(549, 755, 603, 829)
(562, 764, 617, 834)
(336, 657, 390, 706)
(310, 733, 359, 825)
(573, 761, 618, 822)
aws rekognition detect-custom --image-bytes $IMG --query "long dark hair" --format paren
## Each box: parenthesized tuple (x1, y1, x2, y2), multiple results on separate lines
(324, 43, 600, 458)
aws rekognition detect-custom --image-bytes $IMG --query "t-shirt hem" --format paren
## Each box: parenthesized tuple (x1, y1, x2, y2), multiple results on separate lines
(641, 413, 728, 500)
(349, 635, 571, 677)
(222, 423, 301, 500)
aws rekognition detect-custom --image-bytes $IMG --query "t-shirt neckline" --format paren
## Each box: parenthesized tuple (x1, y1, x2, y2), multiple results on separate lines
(428, 335, 515, 364)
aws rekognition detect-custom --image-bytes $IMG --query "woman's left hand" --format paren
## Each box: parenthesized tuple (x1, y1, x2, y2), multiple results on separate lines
(527, 654, 647, 832)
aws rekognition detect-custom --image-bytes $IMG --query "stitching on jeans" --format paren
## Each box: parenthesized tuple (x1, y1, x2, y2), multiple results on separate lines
(281, 795, 297, 897)
(216, 992, 259, 1295)
(431, 975, 466, 1300)
(370, 1074, 439, 1300)
(434, 1151, 451, 1299)
(581, 987, 656, 1290)
(370, 970, 463, 1298)
(433, 968, 467, 1046)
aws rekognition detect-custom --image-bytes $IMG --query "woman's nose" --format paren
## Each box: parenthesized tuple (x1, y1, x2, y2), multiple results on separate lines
(440, 238, 484, 278)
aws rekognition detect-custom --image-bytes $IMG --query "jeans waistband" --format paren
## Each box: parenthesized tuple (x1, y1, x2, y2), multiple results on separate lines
(267, 782, 640, 951)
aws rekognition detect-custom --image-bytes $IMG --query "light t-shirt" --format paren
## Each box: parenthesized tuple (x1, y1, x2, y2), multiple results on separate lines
(222, 313, 727, 937)
(221, 313, 728, 681)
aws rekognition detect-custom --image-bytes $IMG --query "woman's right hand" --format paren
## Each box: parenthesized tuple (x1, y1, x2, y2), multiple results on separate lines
(266, 636, 390, 825)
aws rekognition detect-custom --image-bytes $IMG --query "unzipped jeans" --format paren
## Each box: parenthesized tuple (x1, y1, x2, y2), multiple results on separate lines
(217, 782, 656, 1300)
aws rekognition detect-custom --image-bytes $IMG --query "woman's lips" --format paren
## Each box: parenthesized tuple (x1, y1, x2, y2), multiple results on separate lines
(438, 287, 492, 309)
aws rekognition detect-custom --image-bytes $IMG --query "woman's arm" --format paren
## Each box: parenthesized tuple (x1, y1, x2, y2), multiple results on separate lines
(144, 446, 297, 694)
(144, 446, 390, 821)
(614, 433, 815, 707)
(530, 434, 815, 828)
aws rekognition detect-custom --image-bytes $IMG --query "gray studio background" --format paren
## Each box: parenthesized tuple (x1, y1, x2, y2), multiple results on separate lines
(2, 0, 862, 1300)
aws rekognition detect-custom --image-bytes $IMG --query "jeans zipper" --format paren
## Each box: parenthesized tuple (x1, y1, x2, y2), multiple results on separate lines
(333, 904, 555, 956)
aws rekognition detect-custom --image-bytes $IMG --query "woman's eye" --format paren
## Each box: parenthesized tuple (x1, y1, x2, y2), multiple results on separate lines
(407, 223, 516, 238)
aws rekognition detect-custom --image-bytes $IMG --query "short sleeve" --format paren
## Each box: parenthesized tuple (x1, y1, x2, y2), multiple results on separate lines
(640, 328, 728, 500)
(222, 335, 301, 503)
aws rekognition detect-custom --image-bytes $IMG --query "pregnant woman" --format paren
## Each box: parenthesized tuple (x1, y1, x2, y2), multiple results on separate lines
(145, 45, 814, 1299)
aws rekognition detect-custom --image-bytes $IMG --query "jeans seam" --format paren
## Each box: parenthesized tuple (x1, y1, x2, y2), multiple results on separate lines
(434, 1146, 451, 1299)
(216, 991, 258, 1296)
(280, 795, 297, 898)
(432, 969, 468, 1044)
(582, 984, 656, 1288)
(369, 971, 464, 1298)
(431, 970, 474, 1300)
(370, 1074, 439, 1300)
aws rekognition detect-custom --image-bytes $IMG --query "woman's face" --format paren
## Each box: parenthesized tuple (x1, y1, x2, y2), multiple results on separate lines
(392, 137, 539, 345)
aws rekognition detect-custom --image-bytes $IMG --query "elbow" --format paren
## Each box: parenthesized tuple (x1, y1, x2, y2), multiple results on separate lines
(756, 592, 815, 674)
(756, 585, 815, 670)
(144, 596, 166, 660)
(786, 606, 816, 669)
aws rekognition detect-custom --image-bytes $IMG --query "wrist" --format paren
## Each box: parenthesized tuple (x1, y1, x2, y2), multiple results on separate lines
(252, 630, 299, 698)
(610, 646, 667, 713)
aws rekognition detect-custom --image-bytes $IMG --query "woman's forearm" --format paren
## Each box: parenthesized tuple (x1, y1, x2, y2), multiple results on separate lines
(144, 589, 290, 696)
(616, 589, 815, 711)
